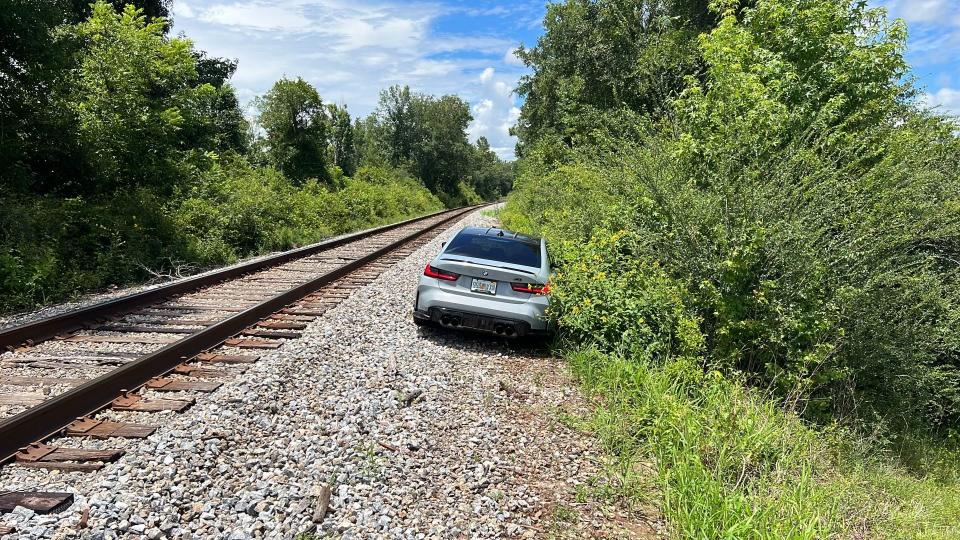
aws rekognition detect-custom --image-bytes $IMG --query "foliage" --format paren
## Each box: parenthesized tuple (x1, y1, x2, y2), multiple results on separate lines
(361, 85, 512, 203)
(1, 158, 442, 313)
(0, 0, 76, 192)
(505, 0, 960, 536)
(570, 348, 848, 539)
(513, 0, 714, 154)
(55, 3, 198, 195)
(372, 86, 474, 196)
(68, 0, 170, 23)
(255, 77, 330, 184)
(509, 0, 960, 440)
(470, 137, 514, 200)
(0, 190, 189, 311)
(548, 230, 702, 360)
(327, 103, 358, 176)
(173, 158, 442, 264)
(0, 0, 505, 315)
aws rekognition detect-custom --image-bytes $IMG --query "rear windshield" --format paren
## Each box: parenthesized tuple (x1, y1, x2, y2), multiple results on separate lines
(444, 233, 542, 268)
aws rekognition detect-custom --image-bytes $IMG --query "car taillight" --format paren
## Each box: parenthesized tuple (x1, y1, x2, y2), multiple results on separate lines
(511, 282, 550, 294)
(424, 264, 459, 281)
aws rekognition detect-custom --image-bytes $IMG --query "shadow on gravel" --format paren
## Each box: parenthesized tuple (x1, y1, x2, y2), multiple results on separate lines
(415, 321, 555, 357)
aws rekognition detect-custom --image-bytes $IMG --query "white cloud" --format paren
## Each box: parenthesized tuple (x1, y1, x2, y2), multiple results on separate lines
(467, 67, 521, 160)
(329, 16, 427, 52)
(173, 1, 196, 18)
(503, 47, 524, 66)
(877, 0, 960, 25)
(923, 87, 960, 116)
(200, 2, 314, 32)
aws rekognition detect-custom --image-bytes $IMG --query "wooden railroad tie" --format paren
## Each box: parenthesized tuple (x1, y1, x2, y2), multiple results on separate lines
(173, 364, 234, 378)
(0, 376, 86, 387)
(97, 325, 197, 334)
(194, 352, 260, 364)
(156, 305, 245, 312)
(111, 394, 194, 413)
(62, 334, 179, 345)
(15, 443, 123, 472)
(65, 418, 157, 439)
(224, 338, 282, 350)
(257, 320, 308, 331)
(241, 329, 302, 340)
(282, 308, 328, 317)
(0, 492, 74, 514)
(146, 378, 222, 393)
(269, 314, 316, 322)
(0, 393, 45, 406)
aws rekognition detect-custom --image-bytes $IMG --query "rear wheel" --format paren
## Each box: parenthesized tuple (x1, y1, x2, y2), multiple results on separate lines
(413, 315, 430, 327)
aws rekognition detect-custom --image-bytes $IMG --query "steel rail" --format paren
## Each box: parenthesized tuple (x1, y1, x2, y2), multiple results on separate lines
(0, 205, 477, 349)
(0, 204, 483, 463)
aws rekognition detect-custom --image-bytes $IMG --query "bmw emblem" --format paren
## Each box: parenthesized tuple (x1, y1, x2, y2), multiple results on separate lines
(482, 271, 489, 276)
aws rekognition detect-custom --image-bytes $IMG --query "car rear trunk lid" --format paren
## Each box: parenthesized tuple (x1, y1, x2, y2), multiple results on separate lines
(433, 257, 540, 285)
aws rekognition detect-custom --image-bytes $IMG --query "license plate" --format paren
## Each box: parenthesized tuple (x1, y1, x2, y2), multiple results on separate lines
(471, 278, 497, 295)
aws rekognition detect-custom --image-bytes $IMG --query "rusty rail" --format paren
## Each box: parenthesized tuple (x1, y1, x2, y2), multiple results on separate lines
(0, 204, 482, 463)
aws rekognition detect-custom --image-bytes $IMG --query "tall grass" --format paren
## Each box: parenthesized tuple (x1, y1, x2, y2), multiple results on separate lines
(569, 349, 847, 538)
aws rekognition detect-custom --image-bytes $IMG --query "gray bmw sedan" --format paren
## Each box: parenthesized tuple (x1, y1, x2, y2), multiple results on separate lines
(413, 227, 552, 337)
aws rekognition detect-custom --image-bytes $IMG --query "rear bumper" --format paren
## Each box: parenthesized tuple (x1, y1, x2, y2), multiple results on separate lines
(415, 282, 551, 336)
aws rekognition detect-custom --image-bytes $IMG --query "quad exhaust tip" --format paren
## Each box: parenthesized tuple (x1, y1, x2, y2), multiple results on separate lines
(438, 312, 517, 336)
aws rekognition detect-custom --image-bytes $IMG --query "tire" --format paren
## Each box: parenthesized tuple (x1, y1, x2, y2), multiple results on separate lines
(413, 315, 429, 327)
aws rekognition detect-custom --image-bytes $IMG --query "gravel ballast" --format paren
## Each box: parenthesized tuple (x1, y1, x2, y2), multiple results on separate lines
(0, 208, 661, 539)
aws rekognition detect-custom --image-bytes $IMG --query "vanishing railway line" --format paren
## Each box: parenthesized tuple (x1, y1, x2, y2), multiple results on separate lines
(0, 205, 481, 520)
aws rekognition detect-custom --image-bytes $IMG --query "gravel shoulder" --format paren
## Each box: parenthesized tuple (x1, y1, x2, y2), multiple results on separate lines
(0, 208, 661, 539)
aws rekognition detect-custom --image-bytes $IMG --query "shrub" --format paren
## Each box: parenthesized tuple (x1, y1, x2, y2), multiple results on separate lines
(0, 190, 188, 312)
(548, 229, 702, 360)
(1, 159, 443, 314)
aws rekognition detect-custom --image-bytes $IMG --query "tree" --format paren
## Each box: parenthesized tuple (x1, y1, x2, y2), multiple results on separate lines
(470, 137, 513, 199)
(69, 0, 170, 23)
(55, 1, 204, 195)
(1, 0, 245, 195)
(255, 78, 329, 184)
(409, 94, 474, 196)
(327, 103, 358, 176)
(373, 86, 475, 197)
(353, 115, 388, 167)
(181, 52, 249, 154)
(514, 0, 716, 152)
(376, 85, 415, 167)
(0, 0, 77, 193)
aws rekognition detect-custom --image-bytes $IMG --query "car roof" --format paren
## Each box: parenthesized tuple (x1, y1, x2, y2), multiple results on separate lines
(456, 227, 541, 247)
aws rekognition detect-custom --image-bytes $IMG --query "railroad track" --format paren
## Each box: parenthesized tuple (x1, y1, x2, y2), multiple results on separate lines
(0, 204, 482, 521)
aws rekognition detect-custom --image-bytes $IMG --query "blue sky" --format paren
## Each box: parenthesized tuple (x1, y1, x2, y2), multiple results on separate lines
(170, 0, 960, 160)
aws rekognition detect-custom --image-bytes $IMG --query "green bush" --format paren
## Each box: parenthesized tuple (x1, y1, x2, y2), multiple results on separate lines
(0, 160, 442, 314)
(504, 0, 960, 536)
(505, 6, 960, 435)
(0, 190, 188, 311)
(548, 229, 702, 360)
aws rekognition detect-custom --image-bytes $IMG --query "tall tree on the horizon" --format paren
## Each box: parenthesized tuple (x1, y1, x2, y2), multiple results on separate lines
(255, 77, 330, 184)
(327, 103, 358, 177)
(372, 85, 475, 197)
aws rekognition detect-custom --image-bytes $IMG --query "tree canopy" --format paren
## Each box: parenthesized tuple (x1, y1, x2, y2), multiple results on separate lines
(0, 0, 512, 314)
(513, 0, 716, 153)
(255, 77, 330, 184)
